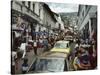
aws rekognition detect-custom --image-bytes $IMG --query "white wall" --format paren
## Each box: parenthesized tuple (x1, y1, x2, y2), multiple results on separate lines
(34, 2, 40, 16)
(30, 2, 33, 11)
(57, 16, 64, 30)
(35, 24, 39, 32)
(40, 4, 44, 20)
(79, 14, 90, 30)
(79, 6, 97, 31)
(43, 7, 56, 29)
(41, 26, 46, 31)
(12, 1, 22, 12)
(25, 1, 28, 7)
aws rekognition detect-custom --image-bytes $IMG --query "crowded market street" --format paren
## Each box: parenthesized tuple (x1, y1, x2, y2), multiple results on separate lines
(11, 1, 97, 74)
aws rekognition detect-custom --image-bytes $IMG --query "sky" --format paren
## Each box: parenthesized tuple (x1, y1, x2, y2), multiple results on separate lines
(46, 2, 79, 13)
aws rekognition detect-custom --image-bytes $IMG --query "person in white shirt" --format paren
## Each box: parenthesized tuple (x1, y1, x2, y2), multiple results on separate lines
(33, 40, 38, 55)
(19, 43, 27, 59)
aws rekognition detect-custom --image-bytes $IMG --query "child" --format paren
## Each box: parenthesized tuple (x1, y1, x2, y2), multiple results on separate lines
(22, 58, 28, 74)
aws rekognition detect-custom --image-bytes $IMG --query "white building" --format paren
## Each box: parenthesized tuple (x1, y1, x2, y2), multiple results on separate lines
(41, 3, 57, 34)
(77, 5, 97, 40)
(11, 1, 58, 38)
(53, 13, 64, 32)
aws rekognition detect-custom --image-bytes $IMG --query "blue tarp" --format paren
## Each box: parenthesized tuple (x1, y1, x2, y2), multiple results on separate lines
(32, 32, 49, 36)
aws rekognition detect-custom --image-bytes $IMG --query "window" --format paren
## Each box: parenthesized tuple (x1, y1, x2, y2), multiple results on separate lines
(12, 16, 17, 24)
(33, 3, 35, 11)
(82, 11, 84, 17)
(22, 1, 25, 5)
(27, 1, 31, 12)
(21, 5, 23, 11)
(39, 8, 41, 16)
(28, 1, 31, 9)
(11, 11, 18, 24)
(39, 27, 41, 31)
(91, 18, 97, 31)
(35, 59, 64, 72)
(85, 5, 88, 10)
(54, 43, 67, 49)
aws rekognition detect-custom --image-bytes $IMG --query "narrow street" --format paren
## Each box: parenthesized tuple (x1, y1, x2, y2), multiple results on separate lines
(25, 42, 76, 73)
(11, 1, 97, 74)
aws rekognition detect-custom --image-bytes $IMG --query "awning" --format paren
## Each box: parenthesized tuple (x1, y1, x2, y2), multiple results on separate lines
(32, 32, 49, 35)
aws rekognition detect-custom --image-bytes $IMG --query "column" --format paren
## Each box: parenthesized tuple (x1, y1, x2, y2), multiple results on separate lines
(89, 19, 92, 39)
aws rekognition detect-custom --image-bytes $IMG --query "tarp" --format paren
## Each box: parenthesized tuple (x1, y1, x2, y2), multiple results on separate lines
(32, 32, 49, 36)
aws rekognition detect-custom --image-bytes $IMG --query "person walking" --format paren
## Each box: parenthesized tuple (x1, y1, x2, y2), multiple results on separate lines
(50, 36, 54, 48)
(79, 46, 91, 70)
(77, 39, 80, 46)
(33, 40, 38, 55)
(43, 38, 48, 52)
(73, 51, 84, 70)
(38, 37, 44, 54)
(88, 40, 97, 69)
(19, 42, 27, 59)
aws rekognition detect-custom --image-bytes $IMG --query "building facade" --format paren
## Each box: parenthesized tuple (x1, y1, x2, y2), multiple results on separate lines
(11, 0, 59, 51)
(11, 1, 42, 41)
(42, 3, 57, 35)
(12, 0, 58, 37)
(77, 5, 97, 40)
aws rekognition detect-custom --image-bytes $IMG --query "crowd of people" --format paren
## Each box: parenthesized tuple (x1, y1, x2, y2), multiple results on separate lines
(12, 30, 97, 74)
(12, 30, 63, 74)
(72, 38, 97, 70)
(20, 34, 64, 74)
(29, 34, 59, 55)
